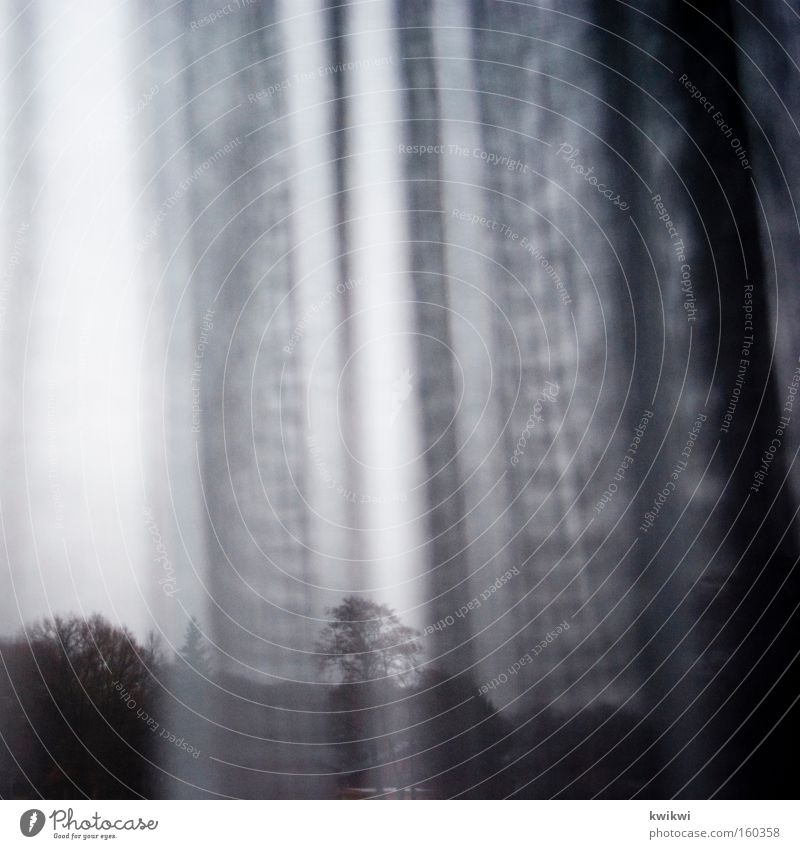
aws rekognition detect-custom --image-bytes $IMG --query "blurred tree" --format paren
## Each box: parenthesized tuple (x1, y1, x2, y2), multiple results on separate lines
(178, 615, 211, 678)
(29, 613, 161, 708)
(0, 614, 162, 798)
(316, 596, 421, 684)
(316, 597, 422, 795)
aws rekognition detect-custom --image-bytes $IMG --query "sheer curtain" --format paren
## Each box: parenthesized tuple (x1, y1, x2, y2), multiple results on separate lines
(1, 0, 799, 799)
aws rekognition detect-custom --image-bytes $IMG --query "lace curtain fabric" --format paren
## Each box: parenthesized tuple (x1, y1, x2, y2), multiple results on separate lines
(1, 0, 798, 799)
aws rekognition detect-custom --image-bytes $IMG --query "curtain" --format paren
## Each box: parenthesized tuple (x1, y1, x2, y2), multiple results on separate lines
(1, 0, 798, 799)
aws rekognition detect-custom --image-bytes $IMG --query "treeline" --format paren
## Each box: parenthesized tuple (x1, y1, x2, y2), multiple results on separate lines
(0, 615, 163, 798)
(1, 606, 672, 799)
